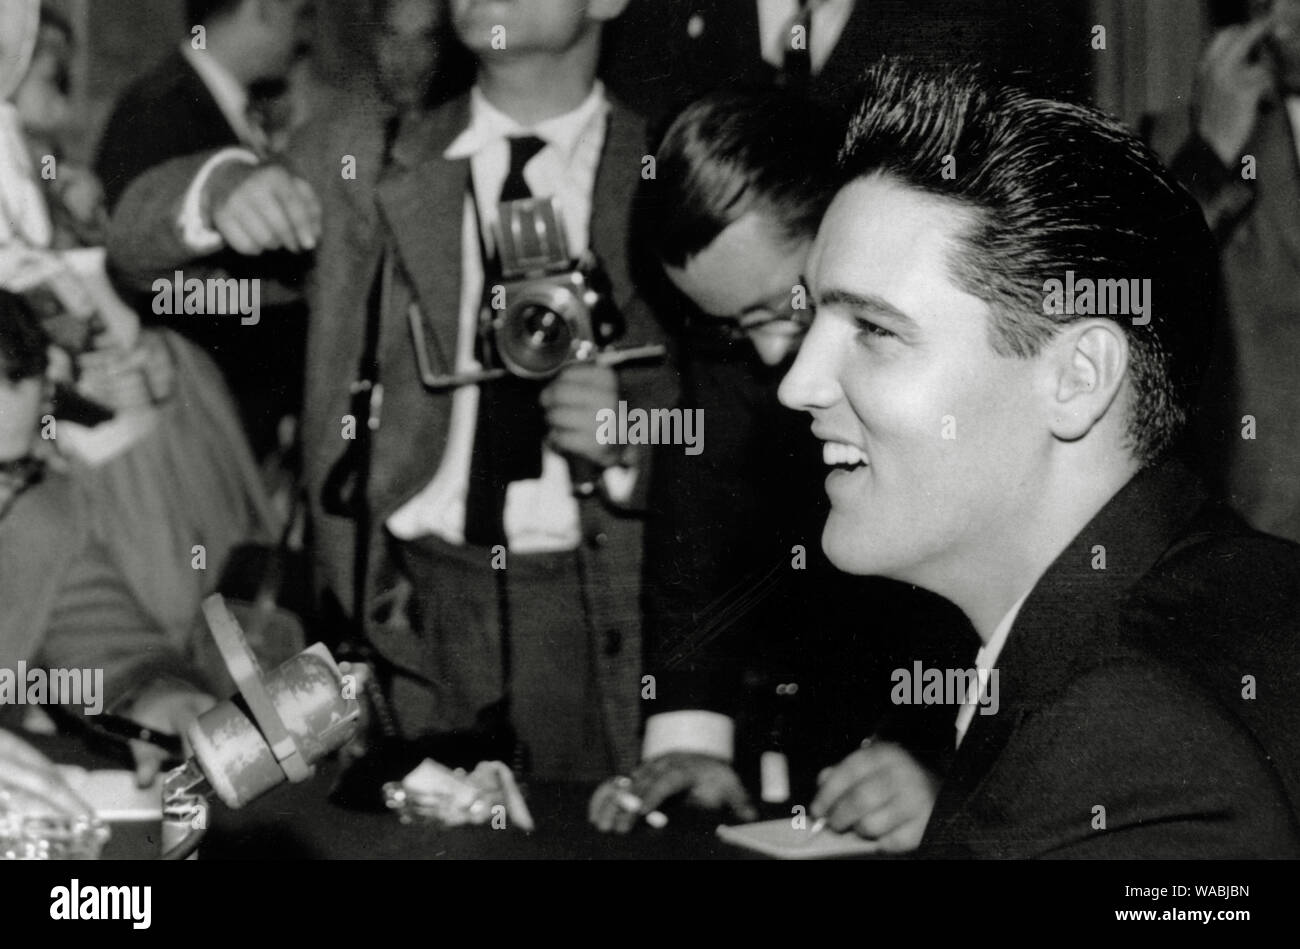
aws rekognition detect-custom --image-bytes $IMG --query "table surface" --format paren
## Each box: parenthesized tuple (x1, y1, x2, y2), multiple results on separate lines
(32, 733, 749, 860)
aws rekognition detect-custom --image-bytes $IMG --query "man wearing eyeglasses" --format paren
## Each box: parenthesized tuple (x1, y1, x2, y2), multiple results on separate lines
(589, 89, 973, 847)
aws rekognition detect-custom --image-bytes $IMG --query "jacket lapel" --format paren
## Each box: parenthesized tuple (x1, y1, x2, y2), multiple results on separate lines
(374, 96, 471, 378)
(591, 100, 646, 312)
(922, 460, 1212, 848)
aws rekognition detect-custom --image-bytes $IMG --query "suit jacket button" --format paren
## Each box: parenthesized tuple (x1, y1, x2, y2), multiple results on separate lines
(590, 531, 609, 548)
(603, 628, 622, 656)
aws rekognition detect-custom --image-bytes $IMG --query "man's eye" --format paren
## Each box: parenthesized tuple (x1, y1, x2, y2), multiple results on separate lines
(854, 317, 896, 341)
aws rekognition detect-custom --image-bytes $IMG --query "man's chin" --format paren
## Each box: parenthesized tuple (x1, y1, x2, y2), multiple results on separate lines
(821, 519, 893, 578)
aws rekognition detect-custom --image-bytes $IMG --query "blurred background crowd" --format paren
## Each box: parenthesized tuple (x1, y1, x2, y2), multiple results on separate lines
(3, 0, 1298, 840)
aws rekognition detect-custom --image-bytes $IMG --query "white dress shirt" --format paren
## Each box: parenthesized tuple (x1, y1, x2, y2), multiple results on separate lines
(757, 0, 858, 75)
(1285, 97, 1300, 170)
(386, 82, 629, 553)
(954, 591, 1030, 748)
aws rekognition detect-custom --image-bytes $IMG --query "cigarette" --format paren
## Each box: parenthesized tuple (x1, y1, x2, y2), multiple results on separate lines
(613, 789, 644, 812)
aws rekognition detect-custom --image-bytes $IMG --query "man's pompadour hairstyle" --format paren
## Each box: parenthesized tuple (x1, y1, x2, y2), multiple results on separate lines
(838, 57, 1218, 465)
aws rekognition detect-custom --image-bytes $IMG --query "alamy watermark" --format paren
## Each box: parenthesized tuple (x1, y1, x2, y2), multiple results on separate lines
(0, 662, 103, 715)
(152, 271, 261, 326)
(596, 401, 704, 456)
(1042, 270, 1151, 326)
(891, 661, 999, 716)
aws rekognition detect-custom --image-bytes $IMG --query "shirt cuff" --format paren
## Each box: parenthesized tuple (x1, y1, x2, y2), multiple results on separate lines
(178, 147, 260, 253)
(642, 710, 734, 762)
(601, 464, 638, 505)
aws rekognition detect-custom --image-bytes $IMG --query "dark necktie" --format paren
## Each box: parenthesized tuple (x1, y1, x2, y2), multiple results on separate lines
(464, 135, 550, 548)
(782, 0, 815, 86)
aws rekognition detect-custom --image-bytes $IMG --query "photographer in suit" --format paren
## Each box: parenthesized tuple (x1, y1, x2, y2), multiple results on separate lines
(780, 58, 1300, 857)
(108, 0, 675, 782)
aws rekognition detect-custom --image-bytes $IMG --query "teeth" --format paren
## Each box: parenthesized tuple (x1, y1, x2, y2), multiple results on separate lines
(822, 441, 869, 468)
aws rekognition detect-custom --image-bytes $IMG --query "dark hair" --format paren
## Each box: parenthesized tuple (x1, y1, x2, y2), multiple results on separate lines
(0, 292, 49, 384)
(649, 87, 842, 268)
(186, 0, 245, 26)
(837, 58, 1217, 466)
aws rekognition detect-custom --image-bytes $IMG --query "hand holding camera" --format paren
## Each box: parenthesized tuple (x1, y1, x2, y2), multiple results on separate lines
(540, 361, 624, 469)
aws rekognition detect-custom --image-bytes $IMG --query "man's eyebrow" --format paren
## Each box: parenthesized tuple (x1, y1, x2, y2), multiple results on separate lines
(817, 288, 917, 326)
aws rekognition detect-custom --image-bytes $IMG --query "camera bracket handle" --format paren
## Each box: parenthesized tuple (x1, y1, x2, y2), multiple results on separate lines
(408, 302, 666, 392)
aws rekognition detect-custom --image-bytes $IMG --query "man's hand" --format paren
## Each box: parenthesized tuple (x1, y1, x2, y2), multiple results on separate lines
(588, 752, 758, 834)
(540, 362, 625, 469)
(1194, 15, 1277, 166)
(810, 740, 938, 853)
(207, 162, 322, 256)
(119, 681, 217, 787)
(55, 165, 107, 229)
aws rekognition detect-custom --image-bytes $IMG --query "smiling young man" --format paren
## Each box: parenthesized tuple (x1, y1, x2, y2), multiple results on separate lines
(590, 88, 974, 846)
(784, 59, 1300, 857)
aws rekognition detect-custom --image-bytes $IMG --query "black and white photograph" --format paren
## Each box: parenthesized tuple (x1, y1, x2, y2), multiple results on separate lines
(0, 0, 1295, 928)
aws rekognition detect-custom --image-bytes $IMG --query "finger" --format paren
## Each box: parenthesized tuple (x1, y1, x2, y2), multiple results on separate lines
(539, 381, 616, 412)
(1224, 15, 1276, 64)
(130, 741, 164, 789)
(826, 777, 897, 834)
(1204, 25, 1244, 66)
(589, 786, 611, 828)
(223, 195, 284, 250)
(635, 767, 695, 815)
(217, 215, 265, 257)
(271, 178, 316, 252)
(720, 782, 759, 822)
(589, 782, 623, 829)
(869, 816, 928, 854)
(289, 178, 323, 249)
(810, 749, 884, 817)
(543, 407, 605, 435)
(242, 196, 300, 253)
(848, 793, 907, 840)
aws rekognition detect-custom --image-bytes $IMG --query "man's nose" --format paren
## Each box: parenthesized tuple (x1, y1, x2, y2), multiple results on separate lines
(777, 319, 841, 413)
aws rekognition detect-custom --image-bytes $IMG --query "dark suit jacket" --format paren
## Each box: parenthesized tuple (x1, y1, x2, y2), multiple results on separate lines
(603, 0, 1088, 127)
(94, 49, 240, 212)
(107, 93, 677, 771)
(96, 49, 306, 459)
(1149, 100, 1300, 545)
(920, 459, 1300, 858)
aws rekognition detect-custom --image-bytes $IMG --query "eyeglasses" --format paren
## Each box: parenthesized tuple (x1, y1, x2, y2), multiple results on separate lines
(684, 303, 813, 343)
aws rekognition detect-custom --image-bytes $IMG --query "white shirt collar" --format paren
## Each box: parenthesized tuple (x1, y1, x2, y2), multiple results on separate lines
(954, 590, 1031, 748)
(444, 81, 610, 164)
(179, 42, 249, 118)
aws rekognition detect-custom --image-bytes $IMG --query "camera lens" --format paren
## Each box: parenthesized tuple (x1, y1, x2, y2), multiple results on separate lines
(498, 299, 575, 378)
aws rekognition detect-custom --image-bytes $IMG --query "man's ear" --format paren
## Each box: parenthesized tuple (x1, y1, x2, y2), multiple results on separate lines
(588, 0, 631, 24)
(1045, 319, 1129, 443)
